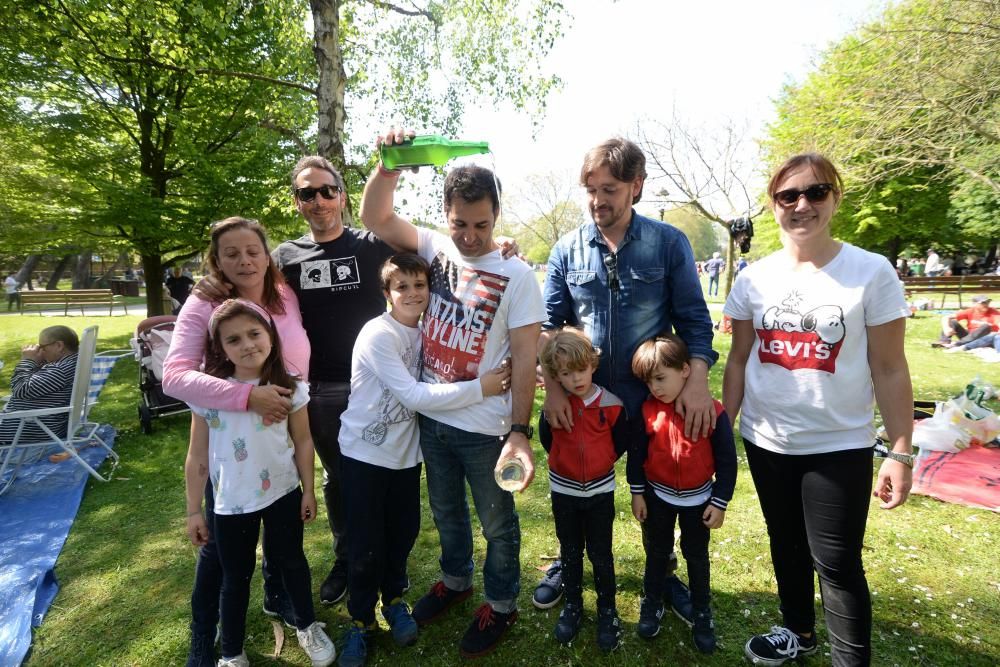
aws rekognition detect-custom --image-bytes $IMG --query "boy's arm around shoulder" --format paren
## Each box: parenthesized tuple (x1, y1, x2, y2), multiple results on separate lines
(709, 407, 738, 510)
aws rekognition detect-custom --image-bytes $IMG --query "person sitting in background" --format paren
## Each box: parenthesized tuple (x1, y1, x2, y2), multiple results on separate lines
(0, 326, 79, 444)
(932, 295, 999, 348)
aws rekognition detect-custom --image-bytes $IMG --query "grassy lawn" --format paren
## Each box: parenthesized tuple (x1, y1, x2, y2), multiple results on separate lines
(2, 310, 998, 666)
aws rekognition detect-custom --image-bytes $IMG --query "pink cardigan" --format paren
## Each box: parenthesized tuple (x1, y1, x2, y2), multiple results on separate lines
(162, 284, 311, 411)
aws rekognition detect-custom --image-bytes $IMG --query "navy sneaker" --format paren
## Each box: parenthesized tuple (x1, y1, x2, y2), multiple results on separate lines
(595, 607, 623, 652)
(531, 560, 564, 609)
(320, 560, 349, 605)
(185, 631, 215, 667)
(665, 575, 694, 626)
(338, 622, 369, 667)
(553, 602, 582, 645)
(692, 606, 716, 654)
(411, 581, 473, 627)
(745, 626, 818, 665)
(382, 599, 418, 647)
(459, 604, 518, 658)
(636, 596, 664, 639)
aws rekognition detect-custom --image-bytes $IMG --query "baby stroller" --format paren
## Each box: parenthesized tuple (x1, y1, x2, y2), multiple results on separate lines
(132, 315, 189, 434)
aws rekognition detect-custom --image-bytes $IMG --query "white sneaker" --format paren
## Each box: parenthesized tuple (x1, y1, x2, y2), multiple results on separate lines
(217, 652, 249, 667)
(296, 621, 336, 667)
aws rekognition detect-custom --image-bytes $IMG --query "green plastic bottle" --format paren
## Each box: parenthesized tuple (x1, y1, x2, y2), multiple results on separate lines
(380, 134, 490, 170)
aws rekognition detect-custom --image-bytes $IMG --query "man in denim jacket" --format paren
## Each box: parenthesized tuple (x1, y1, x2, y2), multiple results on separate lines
(533, 137, 718, 628)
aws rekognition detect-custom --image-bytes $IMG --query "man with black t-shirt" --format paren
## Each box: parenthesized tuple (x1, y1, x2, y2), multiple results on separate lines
(272, 155, 396, 606)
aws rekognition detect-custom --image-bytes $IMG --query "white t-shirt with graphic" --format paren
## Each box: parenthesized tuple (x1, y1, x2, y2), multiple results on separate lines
(415, 227, 545, 436)
(339, 312, 489, 469)
(190, 379, 310, 515)
(724, 243, 909, 455)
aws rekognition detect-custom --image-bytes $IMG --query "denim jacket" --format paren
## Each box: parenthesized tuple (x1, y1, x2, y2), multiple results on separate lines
(543, 211, 717, 414)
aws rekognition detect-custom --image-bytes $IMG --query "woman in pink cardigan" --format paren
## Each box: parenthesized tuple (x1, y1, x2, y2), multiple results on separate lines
(163, 216, 311, 666)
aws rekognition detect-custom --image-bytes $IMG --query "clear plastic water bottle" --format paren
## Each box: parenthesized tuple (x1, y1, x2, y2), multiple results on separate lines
(380, 134, 490, 170)
(494, 457, 525, 491)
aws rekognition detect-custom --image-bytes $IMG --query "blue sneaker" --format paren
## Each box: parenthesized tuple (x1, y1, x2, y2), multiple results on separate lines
(337, 623, 369, 667)
(382, 599, 418, 647)
(532, 560, 564, 609)
(665, 575, 694, 627)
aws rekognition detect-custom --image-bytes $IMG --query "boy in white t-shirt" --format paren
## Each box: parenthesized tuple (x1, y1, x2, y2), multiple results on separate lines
(336, 254, 510, 666)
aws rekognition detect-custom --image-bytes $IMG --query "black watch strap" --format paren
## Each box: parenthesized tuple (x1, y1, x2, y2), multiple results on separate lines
(509, 423, 534, 438)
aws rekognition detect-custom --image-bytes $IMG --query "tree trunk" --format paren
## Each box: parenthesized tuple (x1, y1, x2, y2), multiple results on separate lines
(142, 253, 166, 316)
(47, 255, 74, 289)
(15, 255, 41, 290)
(72, 252, 92, 289)
(723, 234, 736, 298)
(310, 0, 354, 225)
(311, 0, 346, 166)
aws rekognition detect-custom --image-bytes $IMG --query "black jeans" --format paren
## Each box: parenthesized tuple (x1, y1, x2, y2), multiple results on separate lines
(745, 441, 874, 667)
(308, 380, 350, 565)
(189, 481, 287, 638)
(340, 456, 421, 625)
(551, 491, 616, 609)
(641, 492, 711, 609)
(213, 488, 316, 659)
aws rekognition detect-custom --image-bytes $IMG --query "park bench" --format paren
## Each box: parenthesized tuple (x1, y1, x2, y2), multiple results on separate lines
(18, 289, 128, 316)
(902, 274, 1000, 308)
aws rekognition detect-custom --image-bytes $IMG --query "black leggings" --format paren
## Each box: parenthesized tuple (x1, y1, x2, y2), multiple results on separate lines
(214, 489, 315, 659)
(745, 441, 874, 666)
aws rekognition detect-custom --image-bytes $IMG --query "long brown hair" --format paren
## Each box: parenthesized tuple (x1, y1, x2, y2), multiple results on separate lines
(205, 216, 286, 315)
(204, 299, 297, 391)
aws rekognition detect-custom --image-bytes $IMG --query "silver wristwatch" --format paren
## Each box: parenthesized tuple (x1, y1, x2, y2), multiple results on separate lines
(874, 441, 914, 467)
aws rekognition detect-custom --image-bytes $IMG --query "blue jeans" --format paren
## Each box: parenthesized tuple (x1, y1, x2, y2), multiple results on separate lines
(708, 274, 720, 296)
(419, 415, 521, 613)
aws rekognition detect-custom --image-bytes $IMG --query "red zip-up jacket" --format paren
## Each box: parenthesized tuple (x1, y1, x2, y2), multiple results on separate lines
(627, 397, 737, 510)
(538, 385, 634, 497)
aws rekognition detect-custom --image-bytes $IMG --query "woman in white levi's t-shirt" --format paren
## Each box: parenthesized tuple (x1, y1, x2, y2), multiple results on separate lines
(722, 154, 913, 667)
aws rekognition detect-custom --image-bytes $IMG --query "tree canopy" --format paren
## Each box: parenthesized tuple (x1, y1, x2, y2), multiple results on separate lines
(0, 0, 567, 311)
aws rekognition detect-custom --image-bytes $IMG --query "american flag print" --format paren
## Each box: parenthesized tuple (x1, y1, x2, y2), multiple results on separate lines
(422, 252, 509, 383)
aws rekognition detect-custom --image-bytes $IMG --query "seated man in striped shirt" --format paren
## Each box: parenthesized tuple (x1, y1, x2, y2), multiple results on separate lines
(0, 326, 79, 445)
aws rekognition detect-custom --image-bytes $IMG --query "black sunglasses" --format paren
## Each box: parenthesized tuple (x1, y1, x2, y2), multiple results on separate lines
(603, 252, 620, 291)
(294, 184, 341, 202)
(773, 183, 834, 208)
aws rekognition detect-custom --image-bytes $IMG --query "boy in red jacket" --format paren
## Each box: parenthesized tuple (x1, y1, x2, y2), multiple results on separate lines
(538, 327, 632, 652)
(628, 333, 737, 654)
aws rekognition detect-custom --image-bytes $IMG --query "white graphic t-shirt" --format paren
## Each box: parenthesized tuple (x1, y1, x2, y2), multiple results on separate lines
(416, 227, 545, 436)
(339, 312, 489, 469)
(724, 243, 909, 455)
(190, 379, 310, 514)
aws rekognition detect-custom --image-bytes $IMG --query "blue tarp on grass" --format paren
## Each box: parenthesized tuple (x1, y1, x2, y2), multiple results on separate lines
(0, 426, 116, 667)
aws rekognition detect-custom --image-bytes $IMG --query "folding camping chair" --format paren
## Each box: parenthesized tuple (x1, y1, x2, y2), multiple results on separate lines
(0, 326, 128, 496)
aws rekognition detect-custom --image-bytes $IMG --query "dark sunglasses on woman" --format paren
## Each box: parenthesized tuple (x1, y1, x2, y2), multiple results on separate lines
(294, 184, 341, 202)
(773, 183, 834, 208)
